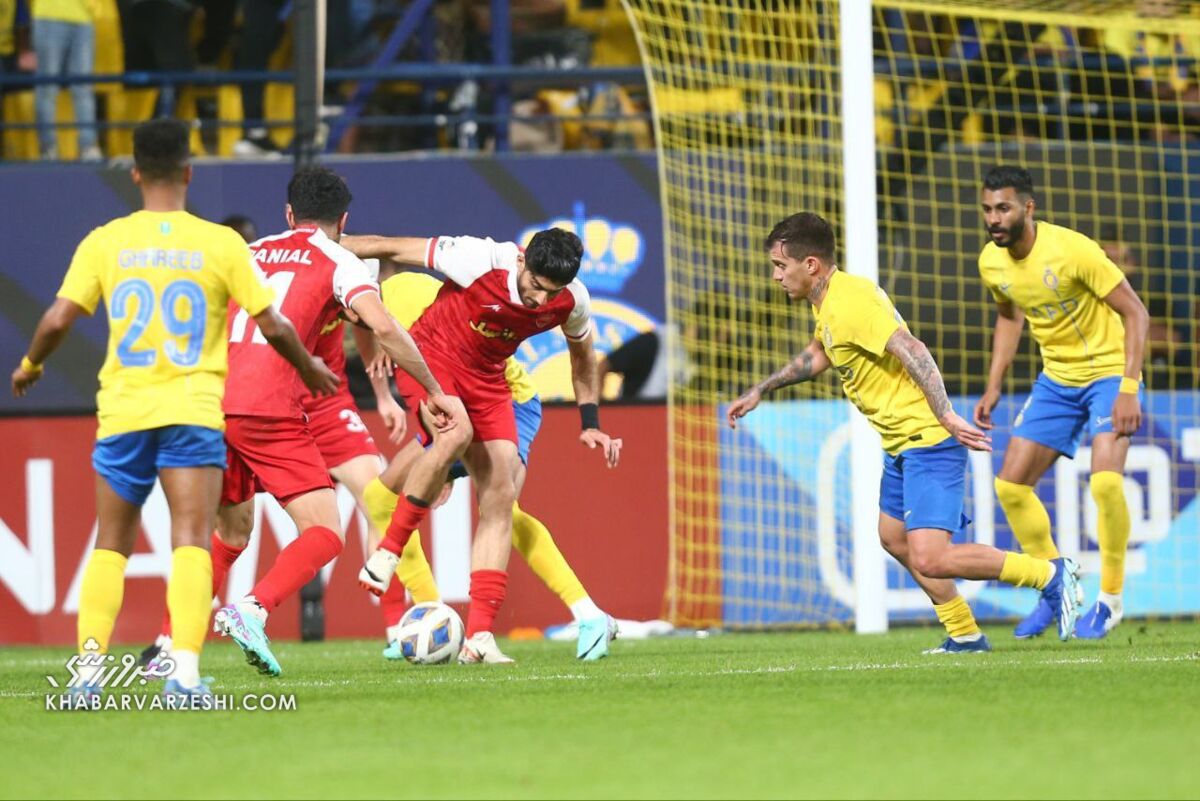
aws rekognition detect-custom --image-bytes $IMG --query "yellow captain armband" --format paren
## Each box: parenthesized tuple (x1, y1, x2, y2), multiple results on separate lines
(20, 356, 43, 375)
(1119, 377, 1139, 395)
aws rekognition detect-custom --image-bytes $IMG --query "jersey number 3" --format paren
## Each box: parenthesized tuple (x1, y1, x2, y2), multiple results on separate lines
(112, 278, 207, 368)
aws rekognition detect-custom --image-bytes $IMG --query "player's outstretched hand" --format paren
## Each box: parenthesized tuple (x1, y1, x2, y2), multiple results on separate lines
(726, 388, 762, 429)
(580, 429, 622, 468)
(378, 393, 408, 444)
(973, 387, 1001, 430)
(1111, 392, 1141, 436)
(942, 412, 992, 452)
(367, 351, 394, 380)
(425, 392, 467, 433)
(301, 356, 341, 397)
(11, 364, 42, 397)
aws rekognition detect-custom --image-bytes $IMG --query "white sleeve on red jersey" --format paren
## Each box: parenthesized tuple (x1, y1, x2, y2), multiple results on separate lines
(362, 258, 381, 282)
(425, 236, 520, 287)
(562, 279, 593, 341)
(311, 230, 380, 308)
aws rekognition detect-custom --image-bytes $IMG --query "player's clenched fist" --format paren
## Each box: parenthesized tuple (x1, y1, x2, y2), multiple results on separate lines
(726, 388, 763, 429)
(300, 356, 341, 397)
(425, 392, 467, 433)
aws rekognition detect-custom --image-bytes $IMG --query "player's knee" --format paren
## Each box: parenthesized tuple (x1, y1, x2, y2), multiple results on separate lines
(1089, 471, 1125, 507)
(435, 421, 473, 457)
(909, 550, 948, 579)
(217, 507, 253, 548)
(878, 531, 905, 561)
(994, 477, 1029, 510)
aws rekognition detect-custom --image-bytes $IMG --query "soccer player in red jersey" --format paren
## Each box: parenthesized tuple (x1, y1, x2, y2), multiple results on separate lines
(210, 167, 467, 676)
(343, 230, 622, 664)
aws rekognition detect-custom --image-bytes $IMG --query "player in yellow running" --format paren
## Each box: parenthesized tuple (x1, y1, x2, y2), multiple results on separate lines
(359, 270, 619, 661)
(9, 119, 338, 705)
(728, 212, 1084, 650)
(974, 166, 1150, 640)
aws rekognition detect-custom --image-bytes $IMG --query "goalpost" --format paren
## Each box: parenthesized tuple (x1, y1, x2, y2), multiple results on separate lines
(624, 0, 1200, 632)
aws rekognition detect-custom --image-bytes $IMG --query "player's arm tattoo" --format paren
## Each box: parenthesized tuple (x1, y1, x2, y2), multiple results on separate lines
(885, 329, 953, 421)
(756, 350, 816, 395)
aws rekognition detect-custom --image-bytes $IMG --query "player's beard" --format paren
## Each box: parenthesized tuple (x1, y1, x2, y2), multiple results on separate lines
(988, 216, 1025, 248)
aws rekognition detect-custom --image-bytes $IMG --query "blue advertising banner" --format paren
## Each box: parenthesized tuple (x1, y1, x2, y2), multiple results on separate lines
(719, 391, 1200, 625)
(0, 153, 664, 411)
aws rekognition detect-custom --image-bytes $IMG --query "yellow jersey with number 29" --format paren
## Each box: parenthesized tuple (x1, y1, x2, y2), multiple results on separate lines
(57, 210, 275, 439)
(978, 221, 1127, 387)
(813, 270, 950, 456)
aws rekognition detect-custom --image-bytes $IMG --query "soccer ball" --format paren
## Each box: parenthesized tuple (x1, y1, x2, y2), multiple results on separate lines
(394, 602, 465, 665)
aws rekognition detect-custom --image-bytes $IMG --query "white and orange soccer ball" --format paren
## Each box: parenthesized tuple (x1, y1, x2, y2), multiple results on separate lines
(394, 602, 465, 665)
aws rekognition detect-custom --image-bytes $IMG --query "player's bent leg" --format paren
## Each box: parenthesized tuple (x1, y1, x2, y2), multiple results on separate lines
(212, 498, 282, 677)
(158, 465, 222, 693)
(1079, 433, 1133, 638)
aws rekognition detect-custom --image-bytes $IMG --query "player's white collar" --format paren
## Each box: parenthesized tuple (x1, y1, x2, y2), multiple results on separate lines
(507, 264, 522, 305)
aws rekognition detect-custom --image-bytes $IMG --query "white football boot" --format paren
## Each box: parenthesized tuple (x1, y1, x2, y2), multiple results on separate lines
(358, 549, 400, 597)
(457, 632, 516, 665)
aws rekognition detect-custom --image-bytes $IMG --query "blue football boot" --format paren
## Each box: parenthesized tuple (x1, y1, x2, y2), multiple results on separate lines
(1013, 596, 1056, 639)
(576, 615, 619, 661)
(1075, 599, 1122, 639)
(1040, 557, 1083, 642)
(214, 603, 282, 676)
(923, 634, 993, 654)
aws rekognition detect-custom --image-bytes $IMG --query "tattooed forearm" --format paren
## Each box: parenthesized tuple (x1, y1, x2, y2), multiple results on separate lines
(757, 351, 815, 395)
(890, 332, 953, 421)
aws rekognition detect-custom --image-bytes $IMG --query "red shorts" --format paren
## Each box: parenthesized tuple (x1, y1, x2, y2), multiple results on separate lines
(393, 354, 516, 445)
(221, 415, 334, 507)
(304, 392, 380, 469)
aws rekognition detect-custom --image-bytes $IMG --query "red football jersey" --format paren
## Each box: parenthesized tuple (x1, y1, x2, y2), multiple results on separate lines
(410, 236, 592, 380)
(301, 258, 382, 419)
(225, 227, 378, 418)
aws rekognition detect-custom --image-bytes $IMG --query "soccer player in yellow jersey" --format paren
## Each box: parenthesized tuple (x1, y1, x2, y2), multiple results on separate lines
(359, 270, 618, 660)
(974, 166, 1150, 640)
(9, 119, 337, 704)
(728, 212, 1085, 650)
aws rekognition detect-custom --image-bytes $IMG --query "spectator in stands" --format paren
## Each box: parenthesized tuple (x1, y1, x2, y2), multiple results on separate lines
(222, 213, 258, 244)
(232, 0, 286, 157)
(117, 0, 197, 115)
(32, 0, 100, 160)
(0, 0, 35, 160)
(597, 328, 668, 400)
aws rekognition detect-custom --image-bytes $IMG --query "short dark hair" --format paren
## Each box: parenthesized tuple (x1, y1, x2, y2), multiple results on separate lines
(222, 214, 258, 243)
(983, 165, 1035, 198)
(765, 212, 835, 263)
(133, 118, 190, 183)
(524, 227, 584, 285)
(287, 166, 352, 224)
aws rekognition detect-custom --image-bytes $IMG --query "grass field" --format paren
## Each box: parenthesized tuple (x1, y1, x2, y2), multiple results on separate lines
(2, 623, 1198, 799)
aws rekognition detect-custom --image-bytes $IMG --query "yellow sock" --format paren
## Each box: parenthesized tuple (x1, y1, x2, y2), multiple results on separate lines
(995, 478, 1059, 559)
(167, 546, 213, 656)
(77, 549, 128, 654)
(512, 503, 588, 608)
(1091, 471, 1130, 595)
(933, 596, 981, 639)
(362, 477, 400, 539)
(397, 533, 440, 603)
(999, 552, 1053, 590)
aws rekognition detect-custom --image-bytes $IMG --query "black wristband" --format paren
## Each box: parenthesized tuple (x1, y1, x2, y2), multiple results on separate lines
(580, 403, 600, 430)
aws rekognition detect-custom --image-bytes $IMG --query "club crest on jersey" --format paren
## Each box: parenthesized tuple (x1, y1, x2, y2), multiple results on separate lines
(470, 319, 518, 341)
(1042, 267, 1059, 290)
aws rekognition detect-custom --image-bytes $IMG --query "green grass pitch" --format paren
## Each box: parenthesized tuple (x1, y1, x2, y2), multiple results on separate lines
(2, 623, 1197, 799)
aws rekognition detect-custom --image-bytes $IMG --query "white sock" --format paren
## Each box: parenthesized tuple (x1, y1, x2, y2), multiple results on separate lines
(171, 649, 201, 688)
(239, 596, 268, 624)
(569, 597, 604, 622)
(1098, 592, 1123, 614)
(76, 662, 102, 686)
(951, 632, 983, 643)
(154, 633, 172, 651)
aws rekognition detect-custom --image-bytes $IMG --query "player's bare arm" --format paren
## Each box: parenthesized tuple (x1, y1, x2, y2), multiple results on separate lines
(252, 305, 340, 396)
(1102, 279, 1150, 436)
(348, 291, 466, 432)
(11, 297, 88, 397)
(974, 299, 1025, 429)
(567, 330, 622, 469)
(340, 235, 428, 265)
(727, 339, 830, 429)
(352, 323, 406, 444)
(885, 328, 992, 452)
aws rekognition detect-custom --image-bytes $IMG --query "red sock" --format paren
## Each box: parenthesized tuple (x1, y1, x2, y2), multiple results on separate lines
(161, 531, 246, 638)
(380, 580, 407, 629)
(380, 496, 430, 555)
(250, 526, 342, 613)
(465, 569, 508, 637)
